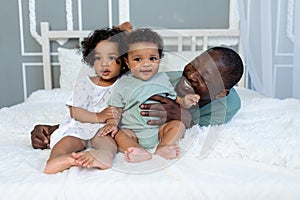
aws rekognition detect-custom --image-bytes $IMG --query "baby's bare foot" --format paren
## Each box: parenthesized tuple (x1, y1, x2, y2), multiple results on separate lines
(124, 147, 152, 163)
(44, 154, 77, 174)
(154, 144, 180, 160)
(72, 150, 112, 170)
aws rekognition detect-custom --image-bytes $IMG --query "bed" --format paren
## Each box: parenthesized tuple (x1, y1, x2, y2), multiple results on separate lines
(1, 18, 300, 199)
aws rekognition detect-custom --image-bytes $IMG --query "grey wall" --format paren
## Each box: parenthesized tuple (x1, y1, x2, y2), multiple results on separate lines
(0, 0, 229, 108)
(0, 0, 24, 108)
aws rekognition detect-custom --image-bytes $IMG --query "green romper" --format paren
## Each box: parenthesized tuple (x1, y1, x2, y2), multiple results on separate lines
(108, 72, 177, 149)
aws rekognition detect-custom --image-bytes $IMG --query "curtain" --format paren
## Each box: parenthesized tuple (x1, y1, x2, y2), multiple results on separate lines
(238, 0, 300, 99)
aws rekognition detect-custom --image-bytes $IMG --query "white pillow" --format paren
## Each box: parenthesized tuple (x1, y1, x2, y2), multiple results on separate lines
(58, 47, 96, 90)
(159, 51, 202, 72)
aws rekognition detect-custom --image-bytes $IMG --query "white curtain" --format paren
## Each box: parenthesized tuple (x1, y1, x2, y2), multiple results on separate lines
(238, 0, 300, 99)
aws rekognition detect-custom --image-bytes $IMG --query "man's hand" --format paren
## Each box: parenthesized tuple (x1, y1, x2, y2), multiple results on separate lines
(139, 95, 191, 127)
(140, 95, 176, 125)
(31, 124, 58, 149)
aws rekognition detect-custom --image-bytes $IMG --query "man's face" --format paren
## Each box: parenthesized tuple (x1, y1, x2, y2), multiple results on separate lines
(175, 51, 226, 107)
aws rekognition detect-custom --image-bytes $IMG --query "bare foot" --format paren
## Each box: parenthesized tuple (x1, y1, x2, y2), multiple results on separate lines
(44, 154, 78, 174)
(154, 144, 180, 160)
(72, 150, 113, 170)
(124, 147, 152, 163)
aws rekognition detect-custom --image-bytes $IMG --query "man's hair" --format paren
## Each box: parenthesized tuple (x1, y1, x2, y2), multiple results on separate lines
(208, 46, 244, 89)
(126, 28, 164, 58)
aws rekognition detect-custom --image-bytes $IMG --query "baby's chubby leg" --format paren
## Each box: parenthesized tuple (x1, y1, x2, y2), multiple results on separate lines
(73, 135, 117, 169)
(44, 136, 85, 174)
(155, 120, 185, 160)
(115, 129, 152, 163)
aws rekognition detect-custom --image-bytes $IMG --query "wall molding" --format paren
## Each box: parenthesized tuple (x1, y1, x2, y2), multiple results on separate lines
(286, 0, 294, 43)
(275, 0, 294, 56)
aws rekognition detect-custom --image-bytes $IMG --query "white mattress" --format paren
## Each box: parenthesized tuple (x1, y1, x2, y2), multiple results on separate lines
(0, 87, 300, 200)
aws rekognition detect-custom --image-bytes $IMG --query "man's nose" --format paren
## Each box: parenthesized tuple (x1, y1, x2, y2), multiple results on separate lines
(189, 71, 198, 80)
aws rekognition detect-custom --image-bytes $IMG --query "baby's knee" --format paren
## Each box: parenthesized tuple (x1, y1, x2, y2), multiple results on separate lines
(116, 129, 137, 141)
(165, 120, 185, 130)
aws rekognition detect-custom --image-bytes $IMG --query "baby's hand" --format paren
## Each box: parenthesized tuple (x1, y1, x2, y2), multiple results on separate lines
(96, 107, 121, 123)
(181, 94, 200, 109)
(97, 124, 118, 137)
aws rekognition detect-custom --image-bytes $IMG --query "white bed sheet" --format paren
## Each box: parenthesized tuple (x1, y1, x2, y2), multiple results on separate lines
(0, 87, 300, 200)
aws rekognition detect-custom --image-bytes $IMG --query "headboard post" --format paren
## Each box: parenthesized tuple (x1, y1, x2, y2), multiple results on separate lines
(41, 22, 52, 90)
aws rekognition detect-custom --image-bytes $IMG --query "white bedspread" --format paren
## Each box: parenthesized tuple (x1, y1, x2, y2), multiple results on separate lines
(0, 87, 300, 200)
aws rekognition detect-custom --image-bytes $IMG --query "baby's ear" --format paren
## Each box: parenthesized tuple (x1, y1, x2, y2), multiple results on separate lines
(124, 57, 130, 69)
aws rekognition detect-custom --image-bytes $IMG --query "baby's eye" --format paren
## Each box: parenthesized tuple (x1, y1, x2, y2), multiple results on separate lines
(94, 56, 101, 61)
(109, 56, 117, 61)
(150, 57, 159, 61)
(133, 58, 141, 62)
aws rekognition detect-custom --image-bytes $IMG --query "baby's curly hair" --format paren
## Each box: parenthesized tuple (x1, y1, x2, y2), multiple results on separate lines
(81, 28, 128, 75)
(126, 28, 164, 58)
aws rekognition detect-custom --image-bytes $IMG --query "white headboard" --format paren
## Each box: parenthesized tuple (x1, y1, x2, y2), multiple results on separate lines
(40, 22, 241, 90)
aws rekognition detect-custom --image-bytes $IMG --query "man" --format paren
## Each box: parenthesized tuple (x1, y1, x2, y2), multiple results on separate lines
(31, 46, 243, 149)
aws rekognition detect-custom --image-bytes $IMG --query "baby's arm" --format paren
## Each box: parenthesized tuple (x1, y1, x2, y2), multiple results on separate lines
(69, 106, 121, 124)
(98, 107, 123, 137)
(176, 94, 200, 109)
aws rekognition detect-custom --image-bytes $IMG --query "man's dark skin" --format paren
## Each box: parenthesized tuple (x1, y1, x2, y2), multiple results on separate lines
(31, 124, 59, 149)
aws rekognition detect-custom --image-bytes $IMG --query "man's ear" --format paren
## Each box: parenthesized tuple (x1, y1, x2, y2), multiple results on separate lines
(216, 89, 229, 99)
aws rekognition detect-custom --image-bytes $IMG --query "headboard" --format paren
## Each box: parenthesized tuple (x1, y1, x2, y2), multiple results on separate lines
(40, 22, 241, 90)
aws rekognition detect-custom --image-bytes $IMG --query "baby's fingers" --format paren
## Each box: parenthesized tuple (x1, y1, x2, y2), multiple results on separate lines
(99, 126, 115, 136)
(189, 94, 200, 101)
(97, 127, 109, 136)
(194, 94, 200, 101)
(110, 129, 118, 138)
(97, 128, 105, 136)
(188, 94, 200, 105)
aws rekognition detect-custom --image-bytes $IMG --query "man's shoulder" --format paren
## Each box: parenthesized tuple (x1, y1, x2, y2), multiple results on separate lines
(222, 87, 241, 119)
(226, 88, 241, 104)
(195, 87, 241, 126)
(212, 87, 241, 111)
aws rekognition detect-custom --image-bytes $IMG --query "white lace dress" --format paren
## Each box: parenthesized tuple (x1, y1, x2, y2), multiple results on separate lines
(50, 75, 117, 148)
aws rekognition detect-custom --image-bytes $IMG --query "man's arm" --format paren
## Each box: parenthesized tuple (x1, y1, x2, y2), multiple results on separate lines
(140, 95, 192, 128)
(31, 124, 59, 149)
